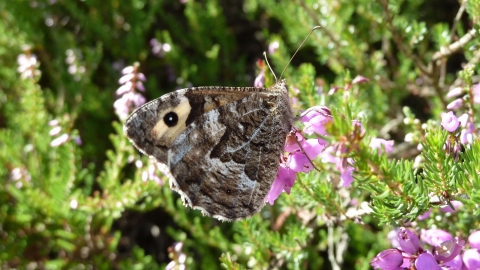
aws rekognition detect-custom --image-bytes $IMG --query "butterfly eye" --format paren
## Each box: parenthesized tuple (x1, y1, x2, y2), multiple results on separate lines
(163, 111, 178, 127)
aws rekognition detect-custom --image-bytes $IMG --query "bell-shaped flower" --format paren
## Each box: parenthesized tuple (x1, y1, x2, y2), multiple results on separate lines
(440, 112, 459, 132)
(462, 249, 480, 270)
(398, 228, 420, 254)
(468, 230, 480, 249)
(433, 237, 464, 263)
(415, 253, 441, 270)
(421, 229, 452, 246)
(370, 138, 394, 155)
(265, 164, 297, 205)
(370, 249, 403, 270)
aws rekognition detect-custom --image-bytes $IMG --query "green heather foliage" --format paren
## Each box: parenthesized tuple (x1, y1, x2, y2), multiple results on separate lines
(0, 0, 479, 269)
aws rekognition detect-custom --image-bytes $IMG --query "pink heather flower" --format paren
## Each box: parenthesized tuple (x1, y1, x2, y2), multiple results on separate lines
(433, 237, 464, 263)
(114, 63, 146, 120)
(48, 119, 59, 126)
(398, 228, 420, 254)
(49, 126, 62, 136)
(265, 164, 297, 205)
(339, 165, 354, 187)
(50, 133, 70, 147)
(458, 113, 469, 127)
(443, 254, 463, 269)
(388, 229, 401, 248)
(473, 83, 480, 104)
(370, 249, 403, 269)
(284, 131, 304, 152)
(254, 69, 265, 88)
(301, 107, 333, 135)
(328, 85, 341, 95)
(418, 208, 432, 221)
(415, 253, 441, 270)
(463, 249, 480, 269)
(468, 231, 480, 249)
(302, 138, 326, 159)
(288, 152, 314, 173)
(458, 113, 475, 144)
(460, 126, 474, 144)
(446, 87, 463, 98)
(266, 124, 328, 204)
(446, 98, 464, 110)
(321, 144, 355, 187)
(369, 138, 394, 154)
(440, 112, 459, 132)
(421, 229, 453, 246)
(268, 41, 280, 54)
(351, 75, 370, 84)
(301, 106, 332, 122)
(439, 200, 463, 213)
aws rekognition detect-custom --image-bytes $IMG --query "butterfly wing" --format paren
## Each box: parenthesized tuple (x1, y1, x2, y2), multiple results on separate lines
(124, 84, 292, 220)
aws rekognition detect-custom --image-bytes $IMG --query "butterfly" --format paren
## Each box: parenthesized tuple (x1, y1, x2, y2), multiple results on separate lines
(124, 81, 293, 221)
(124, 26, 321, 221)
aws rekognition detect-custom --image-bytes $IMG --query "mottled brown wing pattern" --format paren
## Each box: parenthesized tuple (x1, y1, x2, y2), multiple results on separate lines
(124, 81, 293, 221)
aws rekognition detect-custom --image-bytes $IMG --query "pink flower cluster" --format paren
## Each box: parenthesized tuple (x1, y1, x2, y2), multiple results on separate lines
(371, 228, 480, 269)
(442, 83, 480, 144)
(265, 104, 394, 205)
(114, 63, 146, 120)
(265, 106, 331, 205)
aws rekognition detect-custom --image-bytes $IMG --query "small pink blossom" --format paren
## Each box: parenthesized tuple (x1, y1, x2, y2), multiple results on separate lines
(351, 75, 370, 84)
(446, 87, 463, 98)
(421, 229, 452, 246)
(48, 119, 60, 126)
(441, 112, 460, 132)
(473, 83, 480, 104)
(415, 253, 441, 270)
(418, 208, 432, 220)
(288, 152, 313, 173)
(370, 249, 403, 269)
(398, 228, 420, 254)
(284, 131, 304, 152)
(50, 133, 70, 147)
(439, 200, 463, 213)
(370, 138, 394, 154)
(268, 41, 280, 54)
(443, 254, 463, 269)
(49, 126, 62, 136)
(462, 249, 480, 269)
(254, 69, 265, 88)
(265, 164, 297, 205)
(468, 231, 480, 249)
(433, 237, 464, 263)
(301, 107, 332, 135)
(114, 63, 146, 120)
(446, 98, 464, 110)
(300, 106, 331, 122)
(340, 165, 354, 187)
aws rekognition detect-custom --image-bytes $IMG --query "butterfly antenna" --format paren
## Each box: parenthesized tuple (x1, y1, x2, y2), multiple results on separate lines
(263, 52, 278, 82)
(279, 26, 322, 80)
